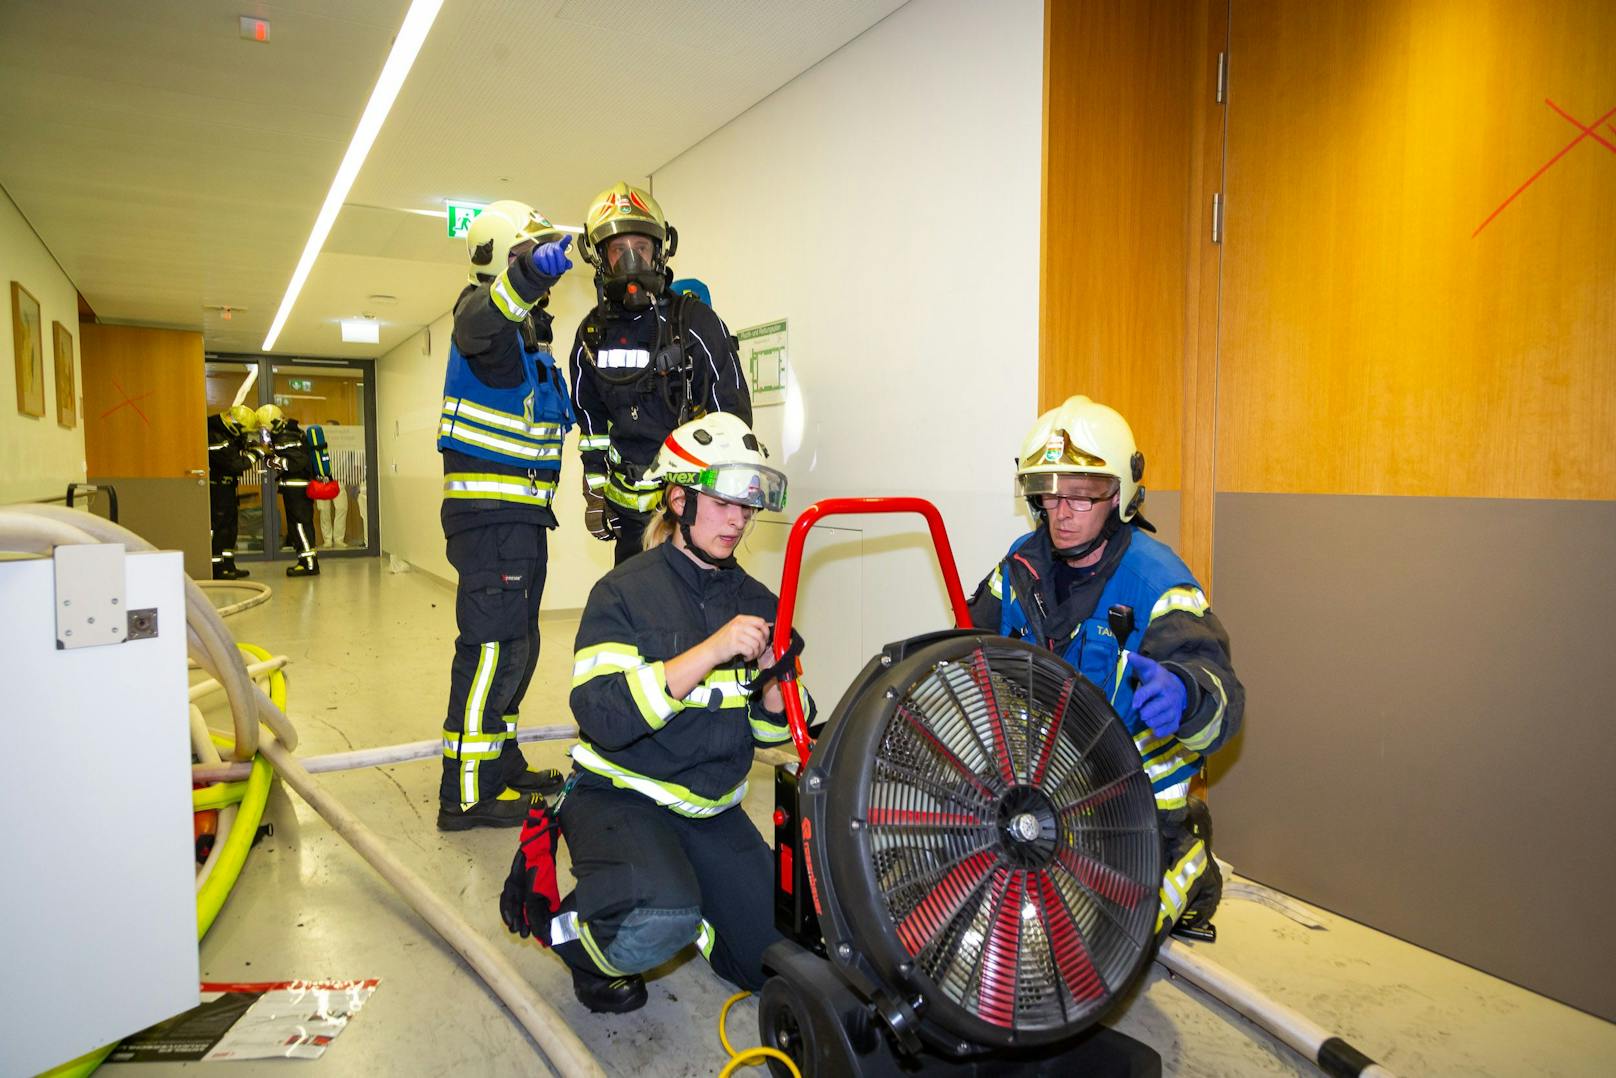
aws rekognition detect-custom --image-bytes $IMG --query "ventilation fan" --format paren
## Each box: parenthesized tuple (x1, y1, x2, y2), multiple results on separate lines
(762, 500, 1163, 1077)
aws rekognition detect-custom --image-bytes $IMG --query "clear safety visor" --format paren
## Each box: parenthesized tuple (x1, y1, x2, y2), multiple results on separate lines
(1017, 471, 1119, 499)
(690, 464, 788, 512)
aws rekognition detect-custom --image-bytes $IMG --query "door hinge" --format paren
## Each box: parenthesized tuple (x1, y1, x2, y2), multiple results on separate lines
(1211, 193, 1224, 244)
(1216, 51, 1228, 103)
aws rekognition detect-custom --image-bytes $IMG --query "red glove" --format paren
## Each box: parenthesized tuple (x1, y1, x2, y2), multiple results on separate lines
(499, 795, 562, 942)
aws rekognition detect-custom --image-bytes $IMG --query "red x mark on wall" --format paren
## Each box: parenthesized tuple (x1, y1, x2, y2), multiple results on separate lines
(1473, 99, 1616, 237)
(99, 378, 155, 427)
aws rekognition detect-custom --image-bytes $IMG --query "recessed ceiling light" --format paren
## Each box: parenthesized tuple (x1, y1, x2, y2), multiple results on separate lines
(261, 0, 444, 351)
(340, 319, 381, 344)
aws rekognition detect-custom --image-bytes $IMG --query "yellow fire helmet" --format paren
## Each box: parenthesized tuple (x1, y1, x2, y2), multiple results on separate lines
(583, 181, 668, 250)
(221, 404, 259, 434)
(1016, 395, 1145, 521)
(466, 199, 563, 283)
(255, 403, 286, 435)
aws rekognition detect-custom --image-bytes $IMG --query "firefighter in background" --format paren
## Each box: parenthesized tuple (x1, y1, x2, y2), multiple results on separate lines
(523, 413, 811, 1014)
(257, 404, 320, 577)
(206, 404, 259, 580)
(968, 395, 1245, 943)
(569, 182, 752, 564)
(435, 200, 575, 831)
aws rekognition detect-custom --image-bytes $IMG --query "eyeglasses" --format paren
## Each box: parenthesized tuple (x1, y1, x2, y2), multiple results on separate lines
(1037, 492, 1113, 512)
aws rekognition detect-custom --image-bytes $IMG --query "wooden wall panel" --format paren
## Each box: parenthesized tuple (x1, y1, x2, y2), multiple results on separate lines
(80, 322, 205, 478)
(1040, 0, 1199, 492)
(1218, 0, 1616, 498)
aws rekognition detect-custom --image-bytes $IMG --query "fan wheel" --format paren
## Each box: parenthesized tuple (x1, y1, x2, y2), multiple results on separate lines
(808, 634, 1161, 1051)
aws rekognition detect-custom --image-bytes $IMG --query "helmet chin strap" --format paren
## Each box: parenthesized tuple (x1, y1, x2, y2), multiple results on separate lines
(1044, 509, 1122, 562)
(674, 490, 736, 569)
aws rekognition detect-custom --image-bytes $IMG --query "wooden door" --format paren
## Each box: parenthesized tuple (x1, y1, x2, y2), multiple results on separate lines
(1209, 0, 1616, 1020)
(79, 323, 211, 578)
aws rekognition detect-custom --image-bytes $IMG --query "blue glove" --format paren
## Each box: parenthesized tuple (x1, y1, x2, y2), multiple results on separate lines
(1126, 652, 1187, 738)
(531, 235, 572, 277)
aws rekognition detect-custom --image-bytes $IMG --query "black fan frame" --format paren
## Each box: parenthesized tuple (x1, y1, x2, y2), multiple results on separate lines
(796, 631, 1161, 1054)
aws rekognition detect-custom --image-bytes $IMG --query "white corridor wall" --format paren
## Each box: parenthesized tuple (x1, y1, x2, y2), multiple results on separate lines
(375, 0, 1045, 699)
(650, 0, 1045, 695)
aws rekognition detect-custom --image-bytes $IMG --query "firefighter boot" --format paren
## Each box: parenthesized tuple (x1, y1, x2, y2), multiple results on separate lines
(436, 787, 530, 832)
(571, 966, 648, 1015)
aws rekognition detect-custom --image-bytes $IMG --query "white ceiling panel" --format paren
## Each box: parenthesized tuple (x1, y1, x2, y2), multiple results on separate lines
(0, 0, 909, 357)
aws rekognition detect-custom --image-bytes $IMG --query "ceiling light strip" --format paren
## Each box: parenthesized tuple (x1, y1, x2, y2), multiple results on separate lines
(261, 0, 444, 351)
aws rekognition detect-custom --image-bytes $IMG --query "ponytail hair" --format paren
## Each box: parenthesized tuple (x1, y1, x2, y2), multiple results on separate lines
(642, 505, 679, 551)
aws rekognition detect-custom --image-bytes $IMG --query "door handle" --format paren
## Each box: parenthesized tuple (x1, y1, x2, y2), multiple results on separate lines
(186, 468, 207, 477)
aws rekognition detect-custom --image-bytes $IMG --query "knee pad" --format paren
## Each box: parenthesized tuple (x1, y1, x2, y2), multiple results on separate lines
(605, 905, 702, 974)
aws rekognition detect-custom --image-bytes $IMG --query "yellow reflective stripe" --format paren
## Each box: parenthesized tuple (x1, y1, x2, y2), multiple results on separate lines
(1156, 838, 1208, 932)
(580, 435, 611, 451)
(572, 643, 645, 686)
(988, 566, 1003, 600)
(695, 919, 716, 960)
(443, 474, 556, 505)
(585, 471, 607, 490)
(579, 922, 629, 977)
(627, 661, 683, 729)
(443, 396, 566, 437)
(570, 742, 748, 818)
(440, 730, 508, 760)
(684, 670, 751, 710)
(603, 483, 662, 511)
(440, 419, 562, 460)
(1150, 586, 1209, 622)
(1177, 669, 1229, 753)
(490, 269, 534, 321)
(750, 714, 792, 743)
(1154, 779, 1191, 812)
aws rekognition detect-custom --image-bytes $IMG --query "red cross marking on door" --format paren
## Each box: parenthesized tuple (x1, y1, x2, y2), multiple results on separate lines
(99, 378, 156, 426)
(1472, 99, 1616, 238)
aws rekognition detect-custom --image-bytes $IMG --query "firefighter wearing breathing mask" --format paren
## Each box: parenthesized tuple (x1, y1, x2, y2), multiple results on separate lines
(569, 182, 751, 564)
(968, 395, 1245, 944)
(434, 200, 576, 831)
(206, 404, 259, 579)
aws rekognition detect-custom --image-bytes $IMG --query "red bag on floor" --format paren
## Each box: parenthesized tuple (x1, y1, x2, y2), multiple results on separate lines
(307, 478, 340, 501)
(499, 795, 562, 945)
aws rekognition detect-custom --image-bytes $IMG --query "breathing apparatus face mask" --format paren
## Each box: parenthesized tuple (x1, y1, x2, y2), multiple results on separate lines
(600, 240, 663, 310)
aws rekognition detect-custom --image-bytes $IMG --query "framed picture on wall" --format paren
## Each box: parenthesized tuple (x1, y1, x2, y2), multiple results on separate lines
(11, 281, 44, 417)
(53, 321, 75, 428)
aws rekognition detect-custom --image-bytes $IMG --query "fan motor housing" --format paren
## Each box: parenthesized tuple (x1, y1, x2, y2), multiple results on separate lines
(794, 631, 1162, 1057)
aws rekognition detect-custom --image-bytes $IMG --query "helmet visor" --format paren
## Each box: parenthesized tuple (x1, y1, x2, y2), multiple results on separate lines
(1017, 471, 1119, 499)
(673, 464, 788, 512)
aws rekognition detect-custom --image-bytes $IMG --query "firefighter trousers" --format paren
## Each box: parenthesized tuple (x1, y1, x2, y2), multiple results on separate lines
(551, 780, 780, 991)
(209, 476, 241, 570)
(439, 522, 548, 809)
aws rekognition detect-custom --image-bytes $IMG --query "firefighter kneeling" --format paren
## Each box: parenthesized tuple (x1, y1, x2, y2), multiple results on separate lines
(500, 413, 814, 1014)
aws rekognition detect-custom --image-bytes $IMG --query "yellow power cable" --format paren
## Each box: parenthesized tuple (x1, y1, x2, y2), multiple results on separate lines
(716, 991, 803, 1078)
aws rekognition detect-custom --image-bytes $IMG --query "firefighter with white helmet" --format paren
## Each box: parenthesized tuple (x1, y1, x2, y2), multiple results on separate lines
(206, 405, 260, 579)
(434, 198, 576, 830)
(503, 413, 812, 1014)
(569, 182, 752, 564)
(969, 394, 1245, 942)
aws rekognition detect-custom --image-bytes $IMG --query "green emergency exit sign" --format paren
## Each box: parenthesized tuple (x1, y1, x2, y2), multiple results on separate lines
(288, 378, 313, 392)
(446, 200, 485, 239)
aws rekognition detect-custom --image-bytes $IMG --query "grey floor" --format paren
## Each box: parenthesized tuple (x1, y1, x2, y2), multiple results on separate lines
(114, 558, 1614, 1077)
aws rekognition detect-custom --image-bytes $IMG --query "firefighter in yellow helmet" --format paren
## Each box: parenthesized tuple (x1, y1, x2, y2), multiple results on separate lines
(569, 182, 752, 564)
(206, 405, 259, 579)
(435, 199, 576, 830)
(968, 395, 1245, 943)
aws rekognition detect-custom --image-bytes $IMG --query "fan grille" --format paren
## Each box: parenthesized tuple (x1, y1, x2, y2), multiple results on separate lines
(863, 643, 1157, 1034)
